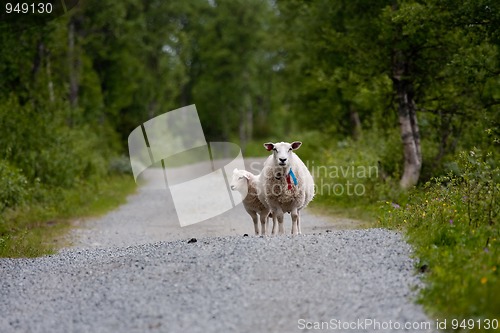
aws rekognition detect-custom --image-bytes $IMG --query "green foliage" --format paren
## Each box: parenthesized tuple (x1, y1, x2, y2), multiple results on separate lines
(0, 95, 109, 187)
(286, 131, 403, 221)
(279, 0, 500, 177)
(379, 148, 500, 322)
(0, 175, 136, 258)
(0, 160, 29, 211)
(108, 155, 133, 175)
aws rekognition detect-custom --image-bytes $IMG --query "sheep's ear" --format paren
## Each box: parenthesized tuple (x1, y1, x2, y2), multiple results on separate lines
(243, 173, 251, 180)
(264, 142, 274, 151)
(233, 168, 238, 173)
(291, 141, 302, 150)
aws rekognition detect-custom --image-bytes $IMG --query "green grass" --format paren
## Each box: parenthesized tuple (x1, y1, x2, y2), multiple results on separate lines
(0, 175, 137, 258)
(309, 199, 378, 224)
(379, 150, 499, 331)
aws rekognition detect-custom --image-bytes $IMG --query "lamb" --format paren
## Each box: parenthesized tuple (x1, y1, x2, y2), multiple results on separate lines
(258, 141, 315, 235)
(230, 168, 271, 236)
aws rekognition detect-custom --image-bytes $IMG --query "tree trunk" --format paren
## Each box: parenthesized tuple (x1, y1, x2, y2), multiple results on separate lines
(238, 91, 253, 153)
(68, 19, 79, 111)
(239, 105, 246, 150)
(46, 50, 55, 103)
(246, 98, 253, 142)
(349, 106, 362, 140)
(392, 50, 422, 189)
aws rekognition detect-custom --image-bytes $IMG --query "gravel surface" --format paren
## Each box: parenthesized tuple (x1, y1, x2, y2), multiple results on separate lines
(0, 159, 435, 333)
(0, 230, 433, 333)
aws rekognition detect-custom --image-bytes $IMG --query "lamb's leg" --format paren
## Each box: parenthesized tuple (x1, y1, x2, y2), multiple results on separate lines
(249, 211, 259, 235)
(291, 207, 299, 235)
(266, 211, 274, 230)
(259, 211, 268, 236)
(265, 212, 271, 235)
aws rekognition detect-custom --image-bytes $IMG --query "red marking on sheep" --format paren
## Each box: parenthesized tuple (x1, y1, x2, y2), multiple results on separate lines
(286, 174, 292, 190)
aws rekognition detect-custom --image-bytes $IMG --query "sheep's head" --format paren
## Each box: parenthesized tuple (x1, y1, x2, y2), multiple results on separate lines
(264, 141, 302, 168)
(230, 168, 250, 197)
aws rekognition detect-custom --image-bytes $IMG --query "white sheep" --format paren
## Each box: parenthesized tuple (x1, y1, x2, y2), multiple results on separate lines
(230, 168, 271, 235)
(258, 141, 314, 235)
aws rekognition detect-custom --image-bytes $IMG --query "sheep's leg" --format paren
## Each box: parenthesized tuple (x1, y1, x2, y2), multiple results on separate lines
(249, 211, 259, 235)
(271, 208, 284, 235)
(291, 207, 299, 235)
(277, 213, 285, 234)
(271, 210, 278, 235)
(297, 210, 302, 235)
(276, 208, 285, 234)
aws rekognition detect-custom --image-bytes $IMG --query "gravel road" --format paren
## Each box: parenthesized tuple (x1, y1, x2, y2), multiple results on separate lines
(0, 160, 435, 333)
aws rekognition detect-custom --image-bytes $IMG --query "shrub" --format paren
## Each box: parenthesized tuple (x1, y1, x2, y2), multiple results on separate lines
(108, 155, 133, 175)
(0, 96, 109, 188)
(379, 148, 499, 321)
(0, 159, 29, 211)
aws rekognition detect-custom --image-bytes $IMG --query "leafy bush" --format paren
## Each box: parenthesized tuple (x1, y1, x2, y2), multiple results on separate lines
(379, 148, 499, 322)
(308, 133, 404, 216)
(0, 96, 110, 188)
(108, 155, 133, 175)
(0, 159, 29, 211)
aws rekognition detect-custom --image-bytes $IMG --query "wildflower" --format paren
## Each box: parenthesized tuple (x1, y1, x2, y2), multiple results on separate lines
(422, 212, 426, 217)
(391, 202, 400, 209)
(443, 203, 446, 207)
(480, 277, 487, 284)
(449, 219, 453, 225)
(403, 219, 407, 223)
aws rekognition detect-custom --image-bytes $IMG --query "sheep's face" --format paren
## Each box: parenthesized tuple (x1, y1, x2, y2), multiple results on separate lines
(264, 141, 302, 168)
(230, 168, 250, 197)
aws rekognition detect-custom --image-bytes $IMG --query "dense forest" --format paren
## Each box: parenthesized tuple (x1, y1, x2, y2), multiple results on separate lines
(1, 0, 499, 323)
(1, 0, 499, 189)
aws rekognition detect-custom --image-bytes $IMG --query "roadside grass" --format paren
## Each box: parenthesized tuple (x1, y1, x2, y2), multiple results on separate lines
(0, 175, 136, 258)
(379, 149, 499, 329)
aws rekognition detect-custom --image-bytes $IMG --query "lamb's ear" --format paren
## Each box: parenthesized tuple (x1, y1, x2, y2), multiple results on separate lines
(291, 141, 302, 150)
(243, 172, 251, 180)
(264, 142, 274, 151)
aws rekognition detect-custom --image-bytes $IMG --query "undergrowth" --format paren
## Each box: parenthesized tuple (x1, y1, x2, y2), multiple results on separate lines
(0, 174, 136, 258)
(379, 149, 499, 330)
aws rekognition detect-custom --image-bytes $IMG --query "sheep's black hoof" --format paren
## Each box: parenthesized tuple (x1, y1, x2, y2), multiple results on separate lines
(243, 234, 249, 237)
(187, 238, 197, 244)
